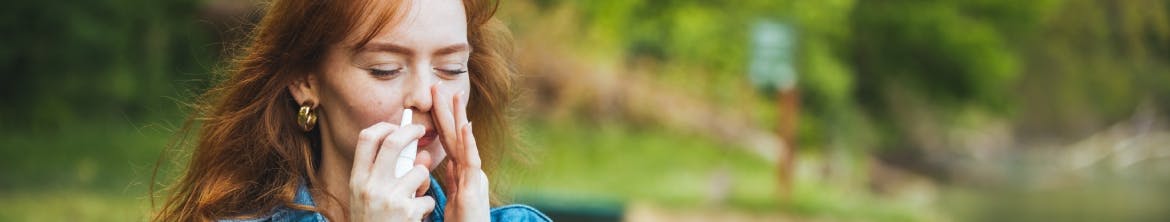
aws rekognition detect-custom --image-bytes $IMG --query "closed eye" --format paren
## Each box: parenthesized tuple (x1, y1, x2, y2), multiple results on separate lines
(368, 68, 402, 78)
(435, 68, 468, 75)
(366, 63, 404, 78)
(435, 63, 467, 76)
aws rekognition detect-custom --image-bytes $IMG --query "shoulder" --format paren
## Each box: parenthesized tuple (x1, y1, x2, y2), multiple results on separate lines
(490, 204, 552, 222)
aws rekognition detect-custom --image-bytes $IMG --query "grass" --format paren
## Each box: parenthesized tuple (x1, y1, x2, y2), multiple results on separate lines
(0, 190, 149, 221)
(507, 119, 777, 206)
(0, 118, 176, 221)
(505, 119, 938, 221)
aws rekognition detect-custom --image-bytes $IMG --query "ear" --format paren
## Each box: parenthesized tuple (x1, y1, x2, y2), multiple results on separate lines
(288, 74, 320, 106)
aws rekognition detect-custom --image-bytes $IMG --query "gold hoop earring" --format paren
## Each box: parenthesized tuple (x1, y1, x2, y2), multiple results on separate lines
(297, 101, 317, 132)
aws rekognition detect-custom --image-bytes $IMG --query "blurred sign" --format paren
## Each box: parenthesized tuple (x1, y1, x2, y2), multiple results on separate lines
(749, 20, 797, 92)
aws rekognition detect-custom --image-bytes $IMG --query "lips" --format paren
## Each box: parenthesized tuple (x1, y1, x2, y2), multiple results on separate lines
(418, 129, 438, 148)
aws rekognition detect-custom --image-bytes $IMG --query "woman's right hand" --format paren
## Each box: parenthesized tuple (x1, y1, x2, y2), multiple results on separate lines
(348, 122, 436, 222)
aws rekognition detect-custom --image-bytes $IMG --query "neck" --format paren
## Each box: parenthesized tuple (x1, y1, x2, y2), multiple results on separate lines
(314, 135, 352, 221)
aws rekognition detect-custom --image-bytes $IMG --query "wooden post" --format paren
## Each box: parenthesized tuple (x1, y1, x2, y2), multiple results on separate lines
(776, 89, 799, 201)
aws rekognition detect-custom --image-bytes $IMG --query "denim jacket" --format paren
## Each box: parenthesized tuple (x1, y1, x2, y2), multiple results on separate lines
(221, 177, 551, 222)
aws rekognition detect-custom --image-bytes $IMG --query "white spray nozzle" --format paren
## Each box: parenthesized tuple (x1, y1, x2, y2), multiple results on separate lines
(394, 109, 418, 178)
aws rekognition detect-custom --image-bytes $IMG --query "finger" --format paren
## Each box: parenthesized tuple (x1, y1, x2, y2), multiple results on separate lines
(450, 91, 468, 163)
(454, 91, 470, 160)
(462, 122, 482, 169)
(449, 90, 468, 159)
(414, 150, 433, 196)
(414, 150, 433, 170)
(454, 90, 469, 128)
(442, 160, 458, 192)
(431, 84, 459, 150)
(372, 124, 424, 182)
(394, 165, 432, 196)
(412, 196, 437, 217)
(351, 122, 396, 186)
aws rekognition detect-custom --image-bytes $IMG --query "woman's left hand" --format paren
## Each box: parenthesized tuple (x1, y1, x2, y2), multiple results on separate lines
(431, 85, 490, 222)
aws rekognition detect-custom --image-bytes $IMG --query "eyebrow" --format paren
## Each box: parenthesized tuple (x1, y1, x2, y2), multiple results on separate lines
(356, 42, 471, 57)
(433, 43, 471, 57)
(356, 43, 413, 55)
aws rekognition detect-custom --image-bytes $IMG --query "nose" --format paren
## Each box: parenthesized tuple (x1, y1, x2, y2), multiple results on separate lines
(402, 67, 435, 114)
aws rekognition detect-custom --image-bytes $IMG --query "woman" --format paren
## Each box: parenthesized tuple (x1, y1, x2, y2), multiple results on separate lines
(153, 0, 549, 221)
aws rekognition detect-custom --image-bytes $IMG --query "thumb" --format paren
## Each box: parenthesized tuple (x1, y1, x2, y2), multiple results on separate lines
(414, 150, 434, 196)
(415, 150, 434, 169)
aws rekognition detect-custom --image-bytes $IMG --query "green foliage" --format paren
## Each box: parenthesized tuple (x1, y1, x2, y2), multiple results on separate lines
(844, 0, 1169, 149)
(0, 0, 211, 217)
(850, 0, 1044, 112)
(0, 0, 213, 130)
(1013, 0, 1170, 136)
(556, 0, 762, 103)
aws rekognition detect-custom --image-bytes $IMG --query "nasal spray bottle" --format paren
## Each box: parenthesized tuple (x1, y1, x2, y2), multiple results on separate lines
(394, 109, 418, 178)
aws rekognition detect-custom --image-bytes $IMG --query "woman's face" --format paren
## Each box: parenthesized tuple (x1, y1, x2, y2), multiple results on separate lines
(300, 0, 469, 169)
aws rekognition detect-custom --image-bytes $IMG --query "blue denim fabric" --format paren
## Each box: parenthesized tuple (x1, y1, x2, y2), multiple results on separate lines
(220, 177, 550, 222)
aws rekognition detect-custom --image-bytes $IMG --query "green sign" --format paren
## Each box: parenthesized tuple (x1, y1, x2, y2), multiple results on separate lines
(749, 20, 797, 92)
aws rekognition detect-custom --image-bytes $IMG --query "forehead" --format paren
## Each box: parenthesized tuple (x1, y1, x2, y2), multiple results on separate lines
(354, 0, 468, 52)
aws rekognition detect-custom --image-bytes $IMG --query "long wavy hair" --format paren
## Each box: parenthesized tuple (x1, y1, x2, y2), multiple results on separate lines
(152, 0, 515, 221)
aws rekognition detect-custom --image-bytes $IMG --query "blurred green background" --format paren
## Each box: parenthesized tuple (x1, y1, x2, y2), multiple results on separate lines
(2, 0, 1169, 221)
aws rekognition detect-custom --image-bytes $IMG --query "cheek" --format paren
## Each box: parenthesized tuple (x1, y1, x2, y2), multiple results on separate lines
(320, 74, 407, 151)
(343, 93, 401, 127)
